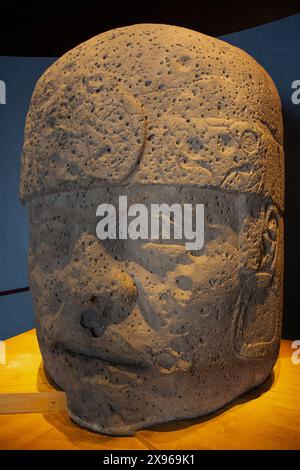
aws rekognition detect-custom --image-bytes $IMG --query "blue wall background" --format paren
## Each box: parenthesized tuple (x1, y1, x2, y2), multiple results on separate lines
(0, 57, 56, 339)
(0, 14, 299, 340)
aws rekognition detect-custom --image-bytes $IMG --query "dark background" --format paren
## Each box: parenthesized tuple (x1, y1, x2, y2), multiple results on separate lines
(1, 0, 300, 57)
(0, 0, 299, 339)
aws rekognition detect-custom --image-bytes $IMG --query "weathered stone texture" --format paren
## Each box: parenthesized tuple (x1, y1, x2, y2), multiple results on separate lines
(20, 24, 284, 435)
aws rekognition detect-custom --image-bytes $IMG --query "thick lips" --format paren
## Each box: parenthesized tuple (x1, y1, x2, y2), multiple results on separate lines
(56, 330, 153, 369)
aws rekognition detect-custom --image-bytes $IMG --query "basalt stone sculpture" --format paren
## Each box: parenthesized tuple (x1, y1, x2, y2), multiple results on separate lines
(20, 24, 284, 435)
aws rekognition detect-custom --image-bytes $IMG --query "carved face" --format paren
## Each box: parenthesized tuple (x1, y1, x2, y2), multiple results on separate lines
(26, 184, 281, 433)
(21, 24, 284, 435)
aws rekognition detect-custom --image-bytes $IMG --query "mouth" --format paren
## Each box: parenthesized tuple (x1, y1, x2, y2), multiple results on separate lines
(56, 338, 152, 370)
(44, 281, 177, 372)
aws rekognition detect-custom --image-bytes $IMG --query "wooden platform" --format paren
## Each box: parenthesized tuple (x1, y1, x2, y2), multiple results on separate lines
(0, 329, 299, 450)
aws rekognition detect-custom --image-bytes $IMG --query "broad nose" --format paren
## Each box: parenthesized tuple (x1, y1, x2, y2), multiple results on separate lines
(59, 233, 137, 333)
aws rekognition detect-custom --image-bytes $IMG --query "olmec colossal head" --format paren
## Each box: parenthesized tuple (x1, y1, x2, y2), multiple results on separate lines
(20, 24, 284, 435)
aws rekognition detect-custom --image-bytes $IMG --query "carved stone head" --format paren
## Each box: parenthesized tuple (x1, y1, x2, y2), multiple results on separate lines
(20, 24, 284, 435)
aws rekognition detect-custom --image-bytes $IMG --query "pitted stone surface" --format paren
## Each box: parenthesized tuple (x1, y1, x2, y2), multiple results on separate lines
(20, 24, 283, 208)
(20, 24, 284, 435)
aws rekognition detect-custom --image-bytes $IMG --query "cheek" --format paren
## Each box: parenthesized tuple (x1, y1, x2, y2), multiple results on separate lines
(28, 247, 64, 317)
(168, 244, 242, 301)
(29, 233, 71, 271)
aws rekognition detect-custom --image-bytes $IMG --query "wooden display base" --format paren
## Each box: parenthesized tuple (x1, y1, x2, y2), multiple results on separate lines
(0, 329, 299, 450)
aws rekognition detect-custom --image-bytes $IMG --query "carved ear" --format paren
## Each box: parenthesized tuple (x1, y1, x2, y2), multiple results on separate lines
(256, 204, 279, 288)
